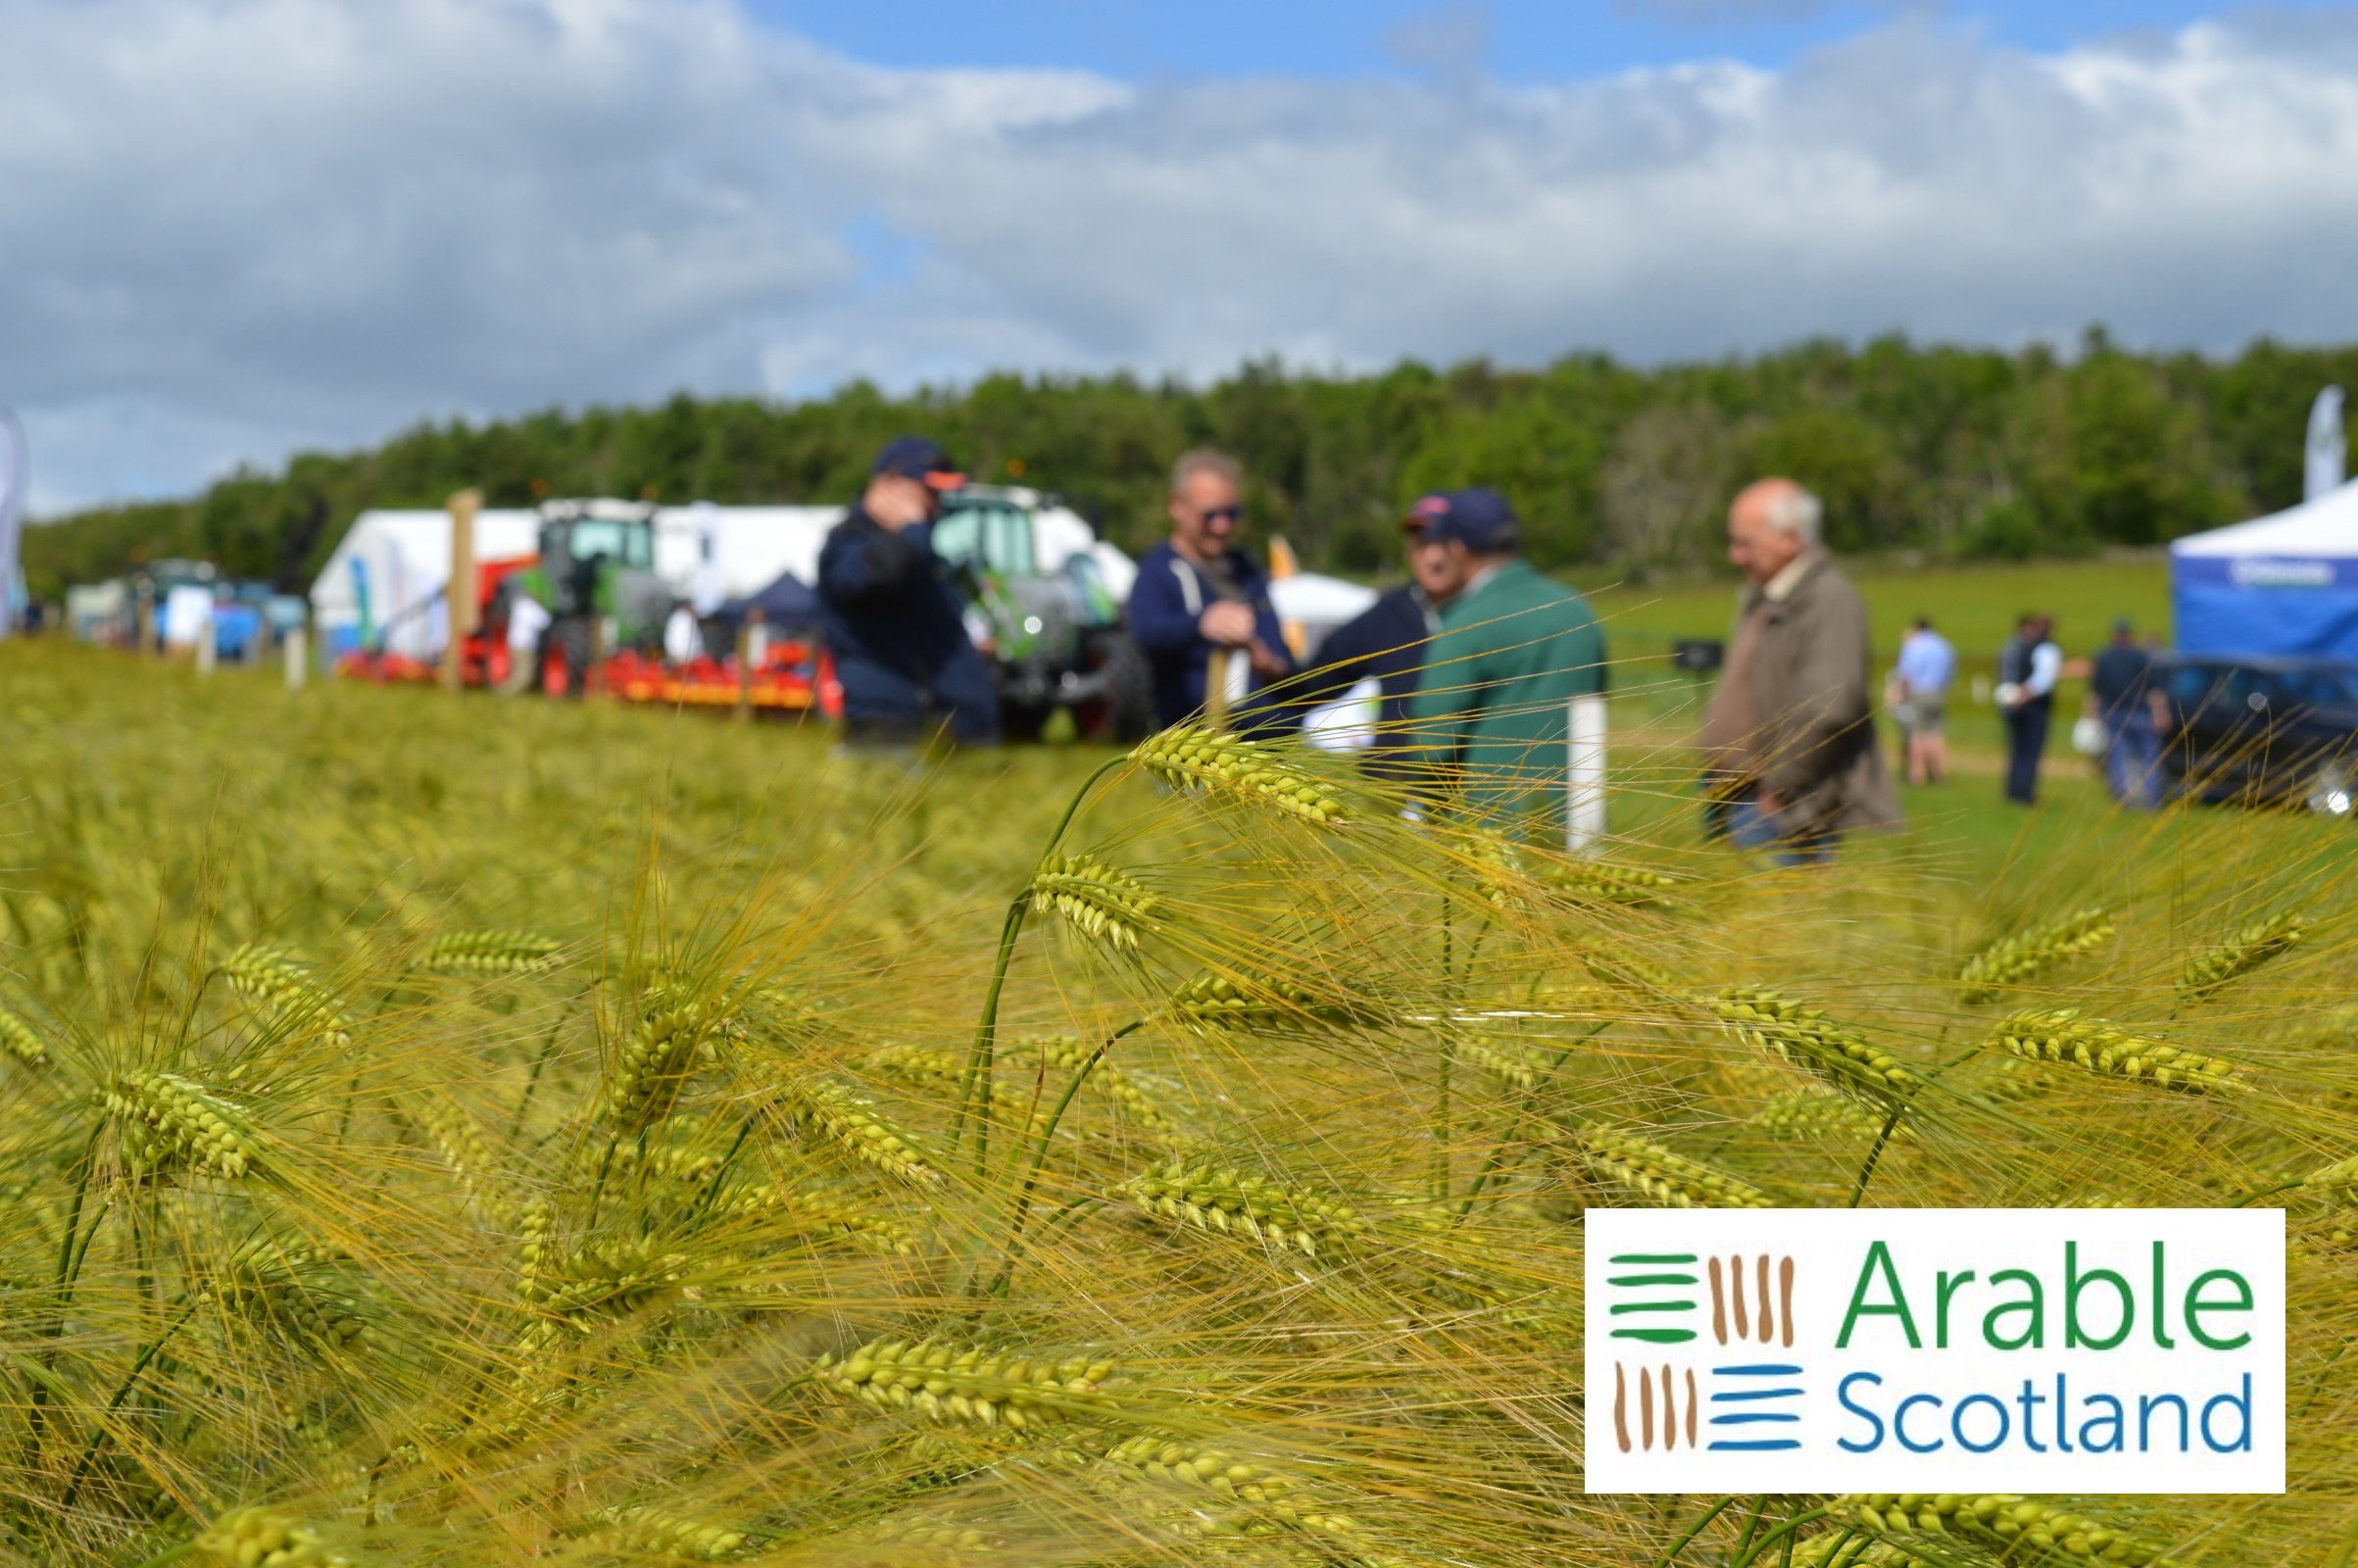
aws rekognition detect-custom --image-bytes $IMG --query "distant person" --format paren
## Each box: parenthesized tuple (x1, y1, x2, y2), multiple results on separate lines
(1995, 612, 2062, 805)
(1128, 449, 1294, 733)
(2087, 616, 2164, 808)
(1400, 488, 1606, 833)
(815, 436, 1001, 746)
(1889, 615, 1955, 786)
(1700, 478, 1898, 863)
(1296, 497, 1447, 769)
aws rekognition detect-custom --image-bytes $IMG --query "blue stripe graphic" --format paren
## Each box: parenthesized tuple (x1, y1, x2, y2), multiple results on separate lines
(1711, 1388, 1803, 1402)
(1709, 1412, 1800, 1426)
(1714, 1363, 1802, 1376)
(1708, 1439, 1803, 1451)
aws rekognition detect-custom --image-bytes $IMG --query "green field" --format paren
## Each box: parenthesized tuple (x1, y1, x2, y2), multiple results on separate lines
(2, 642, 2352, 1565)
(1587, 556, 2172, 666)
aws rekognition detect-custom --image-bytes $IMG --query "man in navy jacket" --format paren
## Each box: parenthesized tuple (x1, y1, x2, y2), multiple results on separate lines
(1127, 448, 1295, 732)
(816, 436, 1001, 745)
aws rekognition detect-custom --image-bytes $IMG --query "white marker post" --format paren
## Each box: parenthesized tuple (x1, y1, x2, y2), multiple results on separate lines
(1567, 693, 1607, 853)
(284, 624, 307, 691)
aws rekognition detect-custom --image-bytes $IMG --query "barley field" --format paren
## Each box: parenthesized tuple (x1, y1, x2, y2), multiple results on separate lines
(0, 642, 2351, 1566)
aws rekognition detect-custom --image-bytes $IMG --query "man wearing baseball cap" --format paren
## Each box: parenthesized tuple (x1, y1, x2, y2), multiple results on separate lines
(1399, 488, 1607, 831)
(815, 435, 1002, 746)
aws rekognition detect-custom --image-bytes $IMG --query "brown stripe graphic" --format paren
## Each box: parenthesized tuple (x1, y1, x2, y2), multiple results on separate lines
(1615, 1362, 1631, 1452)
(1757, 1252, 1774, 1345)
(1639, 1365, 1654, 1450)
(1731, 1252, 1748, 1342)
(1780, 1255, 1796, 1348)
(1660, 1361, 1675, 1449)
(1708, 1255, 1727, 1345)
(1686, 1367, 1698, 1447)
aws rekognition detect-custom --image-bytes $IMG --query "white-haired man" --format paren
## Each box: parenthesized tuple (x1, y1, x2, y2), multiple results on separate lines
(1699, 477, 1898, 862)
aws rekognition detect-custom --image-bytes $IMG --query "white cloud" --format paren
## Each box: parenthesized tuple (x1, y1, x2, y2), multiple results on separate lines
(7, 0, 2358, 511)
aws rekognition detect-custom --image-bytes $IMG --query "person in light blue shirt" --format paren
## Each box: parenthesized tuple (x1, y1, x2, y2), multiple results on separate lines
(1890, 615, 1956, 786)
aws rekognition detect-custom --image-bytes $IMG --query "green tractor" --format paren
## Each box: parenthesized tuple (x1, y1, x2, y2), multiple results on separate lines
(503, 500, 669, 695)
(930, 485, 1154, 742)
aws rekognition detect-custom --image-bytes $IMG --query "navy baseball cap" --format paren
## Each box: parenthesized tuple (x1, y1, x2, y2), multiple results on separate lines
(872, 435, 966, 490)
(1402, 487, 1519, 553)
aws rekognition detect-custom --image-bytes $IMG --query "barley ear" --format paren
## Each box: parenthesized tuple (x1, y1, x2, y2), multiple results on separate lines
(218, 942, 355, 1046)
(1575, 1123, 1773, 1208)
(2178, 909, 2308, 1003)
(1957, 906, 2115, 1003)
(1029, 851, 1159, 955)
(1990, 1008, 2248, 1094)
(1131, 726, 1346, 826)
(418, 928, 565, 976)
(0, 1000, 48, 1067)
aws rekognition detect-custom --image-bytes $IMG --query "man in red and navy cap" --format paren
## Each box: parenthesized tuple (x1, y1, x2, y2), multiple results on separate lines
(1400, 487, 1607, 831)
(816, 435, 1002, 745)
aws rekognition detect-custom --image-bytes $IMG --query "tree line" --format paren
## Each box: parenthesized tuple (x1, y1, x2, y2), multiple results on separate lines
(24, 328, 2356, 601)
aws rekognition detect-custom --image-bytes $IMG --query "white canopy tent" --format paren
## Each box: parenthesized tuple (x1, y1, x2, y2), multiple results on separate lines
(2170, 478, 2358, 661)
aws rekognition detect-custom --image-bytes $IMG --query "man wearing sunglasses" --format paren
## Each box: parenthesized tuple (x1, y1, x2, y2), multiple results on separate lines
(1127, 447, 1295, 732)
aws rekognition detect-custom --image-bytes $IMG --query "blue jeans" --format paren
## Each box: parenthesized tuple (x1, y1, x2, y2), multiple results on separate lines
(1711, 793, 1835, 867)
(2105, 713, 2159, 808)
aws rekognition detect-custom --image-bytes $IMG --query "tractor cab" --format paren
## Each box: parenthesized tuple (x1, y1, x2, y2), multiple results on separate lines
(529, 499, 668, 693)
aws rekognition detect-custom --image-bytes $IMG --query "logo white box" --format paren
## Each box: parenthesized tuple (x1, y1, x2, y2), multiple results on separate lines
(1584, 1209, 2284, 1494)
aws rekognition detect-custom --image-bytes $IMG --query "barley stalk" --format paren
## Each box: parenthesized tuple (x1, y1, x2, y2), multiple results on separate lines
(863, 1043, 964, 1083)
(607, 982, 734, 1135)
(586, 1504, 752, 1559)
(1751, 1090, 1913, 1142)
(1833, 1493, 2184, 1566)
(815, 1337, 1116, 1428)
(1030, 852, 1158, 954)
(195, 1505, 350, 1568)
(1545, 858, 1680, 906)
(1957, 906, 2115, 1003)
(98, 1071, 265, 1180)
(1101, 1434, 1371, 1543)
(1712, 987, 1915, 1108)
(219, 943, 354, 1046)
(0, 1001, 48, 1067)
(1023, 1035, 1178, 1134)
(2179, 909, 2308, 1002)
(1575, 1123, 1773, 1208)
(776, 1078, 940, 1185)
(1118, 1158, 1371, 1257)
(1457, 1034, 1553, 1092)
(418, 928, 565, 976)
(217, 1239, 376, 1353)
(1990, 1008, 2247, 1094)
(1166, 970, 1383, 1035)
(1131, 726, 1346, 826)
(519, 1234, 712, 1324)
(717, 1183, 924, 1255)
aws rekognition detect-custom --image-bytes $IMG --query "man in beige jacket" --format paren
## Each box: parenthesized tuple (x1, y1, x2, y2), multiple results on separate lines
(1699, 478, 1900, 863)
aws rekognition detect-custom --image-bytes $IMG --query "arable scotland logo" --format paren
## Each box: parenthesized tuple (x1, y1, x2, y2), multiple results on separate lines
(1586, 1210, 2284, 1493)
(1607, 1250, 1802, 1454)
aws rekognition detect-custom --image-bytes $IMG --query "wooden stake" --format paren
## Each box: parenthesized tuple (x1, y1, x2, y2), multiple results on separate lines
(445, 488, 481, 692)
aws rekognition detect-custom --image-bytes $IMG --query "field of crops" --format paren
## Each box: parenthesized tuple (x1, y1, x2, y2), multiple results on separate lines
(1, 641, 2353, 1566)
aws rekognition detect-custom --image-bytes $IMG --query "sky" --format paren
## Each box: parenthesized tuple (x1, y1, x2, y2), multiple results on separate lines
(7, 0, 2358, 513)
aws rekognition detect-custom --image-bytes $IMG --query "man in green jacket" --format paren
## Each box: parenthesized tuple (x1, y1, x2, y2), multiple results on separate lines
(1400, 489, 1607, 833)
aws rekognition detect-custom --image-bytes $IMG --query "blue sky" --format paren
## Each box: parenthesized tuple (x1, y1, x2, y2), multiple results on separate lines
(8, 0, 2358, 510)
(746, 1, 2296, 80)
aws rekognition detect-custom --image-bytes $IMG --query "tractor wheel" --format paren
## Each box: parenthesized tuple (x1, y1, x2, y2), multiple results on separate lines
(1077, 632, 1155, 744)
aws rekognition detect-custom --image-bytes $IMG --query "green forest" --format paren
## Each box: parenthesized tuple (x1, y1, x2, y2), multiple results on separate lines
(25, 328, 2357, 600)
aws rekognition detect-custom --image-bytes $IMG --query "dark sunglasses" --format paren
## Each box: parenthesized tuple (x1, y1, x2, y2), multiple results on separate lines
(1195, 505, 1244, 525)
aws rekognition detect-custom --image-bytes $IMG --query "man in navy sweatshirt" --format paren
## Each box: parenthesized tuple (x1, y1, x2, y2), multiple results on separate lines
(1125, 448, 1295, 733)
(816, 436, 1001, 746)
